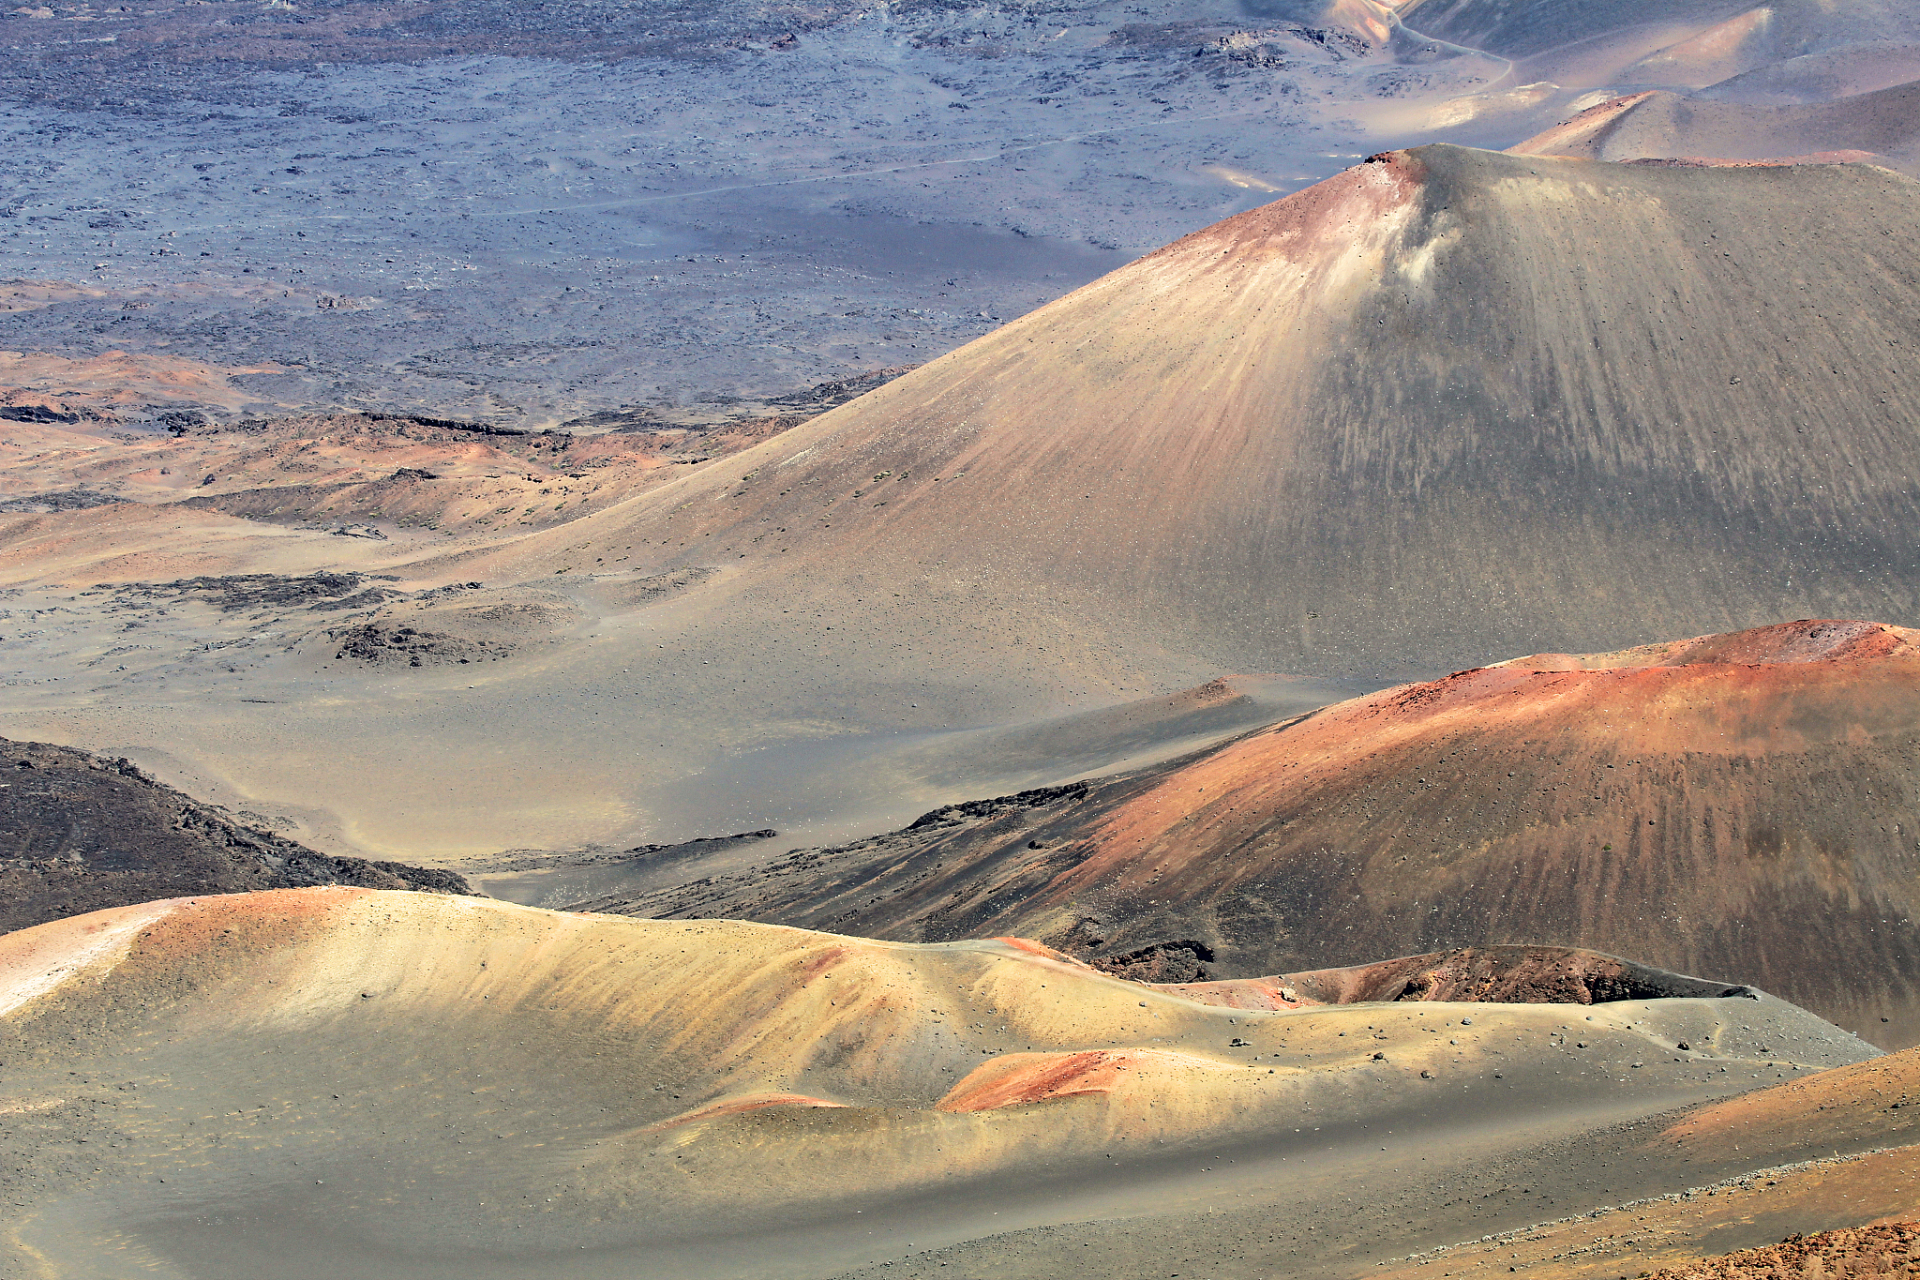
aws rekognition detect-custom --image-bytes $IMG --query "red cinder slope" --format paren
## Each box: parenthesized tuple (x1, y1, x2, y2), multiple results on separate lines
(1040, 621, 1920, 1043)
(627, 621, 1920, 1049)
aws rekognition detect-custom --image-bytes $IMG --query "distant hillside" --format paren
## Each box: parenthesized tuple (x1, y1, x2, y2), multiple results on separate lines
(1512, 81, 1920, 173)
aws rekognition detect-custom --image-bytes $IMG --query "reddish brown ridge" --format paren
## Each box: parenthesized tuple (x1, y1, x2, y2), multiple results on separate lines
(937, 1049, 1191, 1113)
(1006, 619, 1920, 1045)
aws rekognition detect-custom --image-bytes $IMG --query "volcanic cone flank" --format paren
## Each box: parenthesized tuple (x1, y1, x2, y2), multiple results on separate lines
(0, 737, 471, 933)
(620, 621, 1920, 1049)
(1046, 619, 1920, 1043)
(556, 144, 1920, 683)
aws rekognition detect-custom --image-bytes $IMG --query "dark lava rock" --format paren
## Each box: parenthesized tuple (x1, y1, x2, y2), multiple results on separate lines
(0, 405, 80, 425)
(327, 621, 511, 667)
(1090, 939, 1215, 983)
(0, 489, 126, 513)
(0, 738, 471, 934)
(114, 572, 399, 613)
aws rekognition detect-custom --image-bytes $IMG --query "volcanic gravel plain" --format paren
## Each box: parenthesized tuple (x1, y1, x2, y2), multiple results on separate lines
(5, 0, 1920, 1275)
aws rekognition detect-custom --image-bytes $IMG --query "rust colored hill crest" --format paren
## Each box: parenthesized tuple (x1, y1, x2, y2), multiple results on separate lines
(615, 621, 1920, 1050)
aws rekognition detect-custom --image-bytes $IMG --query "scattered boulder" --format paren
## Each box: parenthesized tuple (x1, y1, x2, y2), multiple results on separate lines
(1089, 939, 1215, 984)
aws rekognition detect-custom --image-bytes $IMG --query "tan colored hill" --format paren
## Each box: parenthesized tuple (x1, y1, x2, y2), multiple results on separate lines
(0, 888, 1887, 1279)
(1372, 1048, 1920, 1280)
(461, 145, 1920, 685)
(0, 411, 766, 540)
(615, 620, 1920, 1050)
(1511, 81, 1920, 174)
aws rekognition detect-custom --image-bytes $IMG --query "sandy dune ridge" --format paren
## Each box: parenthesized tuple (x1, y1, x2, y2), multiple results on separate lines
(0, 887, 1893, 1278)
(0, 0, 1918, 1272)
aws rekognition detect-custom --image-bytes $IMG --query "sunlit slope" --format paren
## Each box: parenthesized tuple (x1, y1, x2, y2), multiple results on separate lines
(0, 889, 1872, 1278)
(1394, 0, 1754, 58)
(1372, 1048, 1920, 1280)
(472, 145, 1920, 682)
(1512, 82, 1920, 172)
(10, 145, 1917, 865)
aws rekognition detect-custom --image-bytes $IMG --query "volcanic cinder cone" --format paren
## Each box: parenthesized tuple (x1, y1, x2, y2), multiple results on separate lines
(499, 144, 1920, 688)
(8, 144, 1920, 862)
(618, 621, 1920, 1050)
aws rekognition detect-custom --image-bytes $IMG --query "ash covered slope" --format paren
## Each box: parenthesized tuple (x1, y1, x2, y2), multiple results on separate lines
(620, 621, 1920, 1049)
(508, 145, 1920, 684)
(0, 738, 468, 933)
(0, 888, 1877, 1279)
